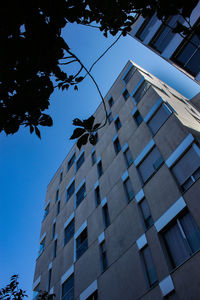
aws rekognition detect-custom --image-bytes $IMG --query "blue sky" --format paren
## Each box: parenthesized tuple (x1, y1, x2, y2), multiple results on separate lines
(0, 23, 199, 298)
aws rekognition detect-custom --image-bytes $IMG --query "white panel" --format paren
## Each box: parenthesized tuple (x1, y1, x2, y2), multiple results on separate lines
(144, 97, 163, 122)
(96, 157, 101, 164)
(49, 287, 54, 295)
(122, 143, 129, 153)
(136, 234, 147, 250)
(39, 232, 46, 244)
(32, 276, 41, 290)
(53, 217, 56, 224)
(53, 234, 58, 241)
(112, 134, 118, 142)
(134, 139, 155, 166)
(94, 180, 99, 189)
(114, 114, 119, 121)
(91, 147, 95, 154)
(155, 197, 186, 232)
(165, 134, 194, 167)
(159, 276, 174, 296)
(101, 197, 107, 207)
(66, 176, 75, 190)
(121, 170, 129, 182)
(130, 17, 145, 36)
(74, 220, 87, 239)
(132, 106, 138, 116)
(48, 262, 52, 270)
(135, 189, 144, 203)
(64, 212, 75, 229)
(143, 19, 162, 45)
(80, 280, 98, 300)
(98, 232, 105, 244)
(61, 264, 74, 285)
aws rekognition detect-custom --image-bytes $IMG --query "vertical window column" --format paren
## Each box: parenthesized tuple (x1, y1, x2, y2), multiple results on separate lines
(101, 197, 110, 229)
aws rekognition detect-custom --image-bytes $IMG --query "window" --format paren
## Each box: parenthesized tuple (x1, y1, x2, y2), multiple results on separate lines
(123, 177, 134, 202)
(123, 66, 136, 84)
(102, 204, 110, 229)
(57, 200, 60, 215)
(53, 239, 57, 259)
(141, 246, 157, 287)
(60, 171, 63, 183)
(64, 219, 74, 246)
(95, 186, 101, 207)
(76, 228, 88, 260)
(76, 153, 84, 171)
(113, 137, 121, 155)
(97, 160, 103, 178)
(162, 211, 200, 269)
(99, 241, 108, 272)
(138, 147, 163, 183)
(55, 189, 59, 202)
(135, 15, 157, 41)
(124, 147, 133, 168)
(47, 268, 52, 292)
(43, 204, 49, 220)
(133, 110, 143, 126)
(67, 153, 75, 171)
(122, 89, 129, 101)
(91, 150, 96, 165)
(138, 199, 153, 229)
(107, 111, 113, 124)
(52, 222, 56, 240)
(67, 181, 75, 201)
(38, 238, 45, 256)
(62, 274, 74, 300)
(133, 81, 151, 103)
(150, 16, 182, 53)
(108, 97, 114, 108)
(147, 103, 171, 135)
(114, 117, 121, 131)
(76, 183, 86, 207)
(86, 291, 98, 300)
(172, 20, 200, 77)
(171, 145, 200, 191)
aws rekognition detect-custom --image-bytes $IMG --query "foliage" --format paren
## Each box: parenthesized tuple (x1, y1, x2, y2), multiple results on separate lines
(0, 275, 27, 299)
(0, 0, 199, 137)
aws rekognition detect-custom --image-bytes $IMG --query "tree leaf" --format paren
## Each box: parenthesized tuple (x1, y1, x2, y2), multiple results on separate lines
(30, 125, 34, 134)
(93, 123, 101, 130)
(89, 133, 98, 145)
(35, 127, 41, 139)
(70, 127, 86, 139)
(75, 76, 84, 83)
(72, 118, 84, 126)
(74, 85, 78, 91)
(83, 115, 95, 130)
(77, 133, 89, 150)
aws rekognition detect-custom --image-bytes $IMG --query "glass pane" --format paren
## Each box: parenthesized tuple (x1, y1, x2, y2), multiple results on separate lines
(148, 104, 170, 134)
(180, 213, 200, 253)
(62, 274, 74, 300)
(124, 148, 133, 167)
(124, 66, 136, 84)
(134, 82, 151, 103)
(124, 178, 134, 201)
(76, 184, 86, 207)
(142, 247, 157, 286)
(65, 220, 74, 245)
(76, 153, 84, 170)
(136, 15, 157, 41)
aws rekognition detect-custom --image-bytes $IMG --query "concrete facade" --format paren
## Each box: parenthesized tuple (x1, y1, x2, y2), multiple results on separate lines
(130, 2, 200, 84)
(33, 60, 200, 300)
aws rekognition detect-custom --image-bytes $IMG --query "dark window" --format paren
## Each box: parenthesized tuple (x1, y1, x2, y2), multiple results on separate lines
(91, 151, 96, 165)
(64, 220, 74, 246)
(133, 81, 151, 103)
(141, 246, 157, 287)
(38, 238, 45, 256)
(171, 145, 200, 191)
(60, 171, 63, 183)
(47, 268, 52, 292)
(57, 200, 60, 215)
(76, 153, 84, 171)
(124, 147, 133, 168)
(76, 228, 88, 260)
(150, 16, 182, 53)
(62, 274, 74, 300)
(76, 183, 86, 207)
(108, 97, 114, 108)
(147, 103, 171, 135)
(55, 189, 59, 202)
(67, 181, 75, 201)
(102, 204, 110, 229)
(52, 222, 56, 240)
(53, 239, 57, 259)
(162, 211, 200, 269)
(138, 147, 163, 183)
(95, 186, 101, 207)
(133, 110, 143, 126)
(123, 177, 134, 202)
(123, 66, 136, 84)
(122, 89, 129, 101)
(107, 111, 113, 124)
(136, 15, 157, 41)
(99, 241, 108, 272)
(86, 290, 98, 300)
(67, 153, 75, 171)
(43, 204, 49, 220)
(172, 20, 200, 77)
(113, 138, 121, 155)
(138, 199, 153, 229)
(97, 161, 103, 178)
(114, 117, 122, 131)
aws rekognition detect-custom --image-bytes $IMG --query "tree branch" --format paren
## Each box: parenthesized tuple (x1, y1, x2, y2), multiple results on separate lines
(59, 59, 77, 65)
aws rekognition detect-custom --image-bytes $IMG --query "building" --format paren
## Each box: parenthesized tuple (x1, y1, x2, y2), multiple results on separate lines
(130, 2, 200, 84)
(33, 60, 200, 300)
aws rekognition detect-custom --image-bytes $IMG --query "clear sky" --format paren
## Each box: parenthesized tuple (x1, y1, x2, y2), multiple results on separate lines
(0, 23, 199, 298)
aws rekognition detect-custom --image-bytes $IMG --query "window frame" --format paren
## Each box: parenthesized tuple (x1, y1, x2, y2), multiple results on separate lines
(76, 182, 86, 208)
(67, 153, 75, 171)
(76, 152, 85, 171)
(64, 219, 75, 246)
(76, 227, 88, 260)
(113, 136, 121, 155)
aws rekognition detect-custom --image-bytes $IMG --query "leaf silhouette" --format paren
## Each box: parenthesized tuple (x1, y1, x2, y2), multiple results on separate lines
(73, 118, 84, 127)
(93, 123, 101, 130)
(83, 116, 95, 130)
(77, 133, 89, 150)
(70, 128, 85, 139)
